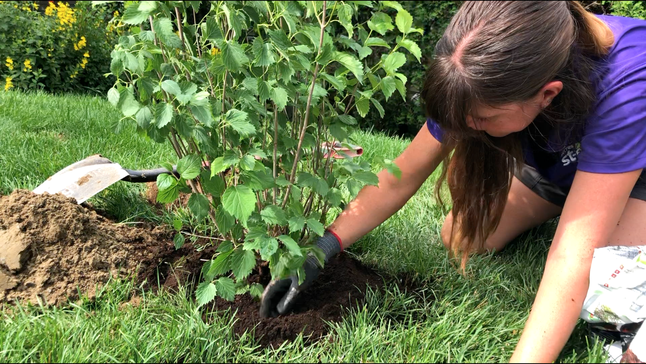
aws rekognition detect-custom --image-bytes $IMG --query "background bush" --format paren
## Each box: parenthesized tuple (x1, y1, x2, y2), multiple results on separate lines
(0, 1, 122, 95)
(357, 0, 646, 138)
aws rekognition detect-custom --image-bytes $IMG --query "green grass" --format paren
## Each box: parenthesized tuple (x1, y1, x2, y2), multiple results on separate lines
(0, 90, 608, 362)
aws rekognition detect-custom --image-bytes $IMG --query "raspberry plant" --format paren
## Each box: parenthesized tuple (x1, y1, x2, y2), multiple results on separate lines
(107, 0, 420, 305)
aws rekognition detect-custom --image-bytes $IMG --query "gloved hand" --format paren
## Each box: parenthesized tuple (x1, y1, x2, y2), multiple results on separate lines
(259, 231, 342, 318)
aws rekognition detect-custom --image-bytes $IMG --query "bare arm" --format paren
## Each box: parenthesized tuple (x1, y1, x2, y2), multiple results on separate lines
(510, 168, 642, 363)
(328, 124, 449, 249)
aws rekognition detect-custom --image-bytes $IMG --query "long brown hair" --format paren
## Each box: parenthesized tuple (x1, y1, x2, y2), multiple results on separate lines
(421, 1, 614, 270)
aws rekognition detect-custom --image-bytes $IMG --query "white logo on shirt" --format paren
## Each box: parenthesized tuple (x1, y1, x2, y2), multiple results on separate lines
(561, 142, 582, 167)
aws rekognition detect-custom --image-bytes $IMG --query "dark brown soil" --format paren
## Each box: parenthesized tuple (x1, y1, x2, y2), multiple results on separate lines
(207, 253, 386, 348)
(0, 189, 399, 349)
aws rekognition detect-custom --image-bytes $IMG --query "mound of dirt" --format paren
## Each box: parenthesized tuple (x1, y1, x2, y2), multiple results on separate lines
(0, 189, 178, 305)
(0, 189, 408, 350)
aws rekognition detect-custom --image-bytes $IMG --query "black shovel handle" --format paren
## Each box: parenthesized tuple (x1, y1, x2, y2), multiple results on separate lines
(123, 166, 180, 182)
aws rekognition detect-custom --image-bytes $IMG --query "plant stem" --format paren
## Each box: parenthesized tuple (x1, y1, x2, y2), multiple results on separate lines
(282, 1, 327, 210)
(273, 105, 278, 205)
(289, 1, 327, 181)
(175, 7, 186, 52)
(221, 70, 228, 152)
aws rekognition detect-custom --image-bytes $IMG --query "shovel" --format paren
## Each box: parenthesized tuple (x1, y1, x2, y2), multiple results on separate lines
(33, 154, 178, 204)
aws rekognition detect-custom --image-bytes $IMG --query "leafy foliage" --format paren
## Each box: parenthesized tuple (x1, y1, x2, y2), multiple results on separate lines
(354, 1, 460, 137)
(0, 1, 122, 94)
(107, 0, 414, 305)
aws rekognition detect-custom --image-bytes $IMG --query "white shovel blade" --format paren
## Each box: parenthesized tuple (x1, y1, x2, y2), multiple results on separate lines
(33, 162, 129, 204)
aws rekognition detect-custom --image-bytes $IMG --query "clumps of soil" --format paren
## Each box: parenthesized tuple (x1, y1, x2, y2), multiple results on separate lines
(0, 189, 177, 305)
(208, 253, 386, 348)
(0, 189, 411, 350)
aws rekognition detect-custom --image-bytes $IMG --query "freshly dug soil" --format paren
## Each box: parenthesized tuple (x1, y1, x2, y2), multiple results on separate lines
(207, 253, 387, 349)
(0, 189, 398, 349)
(0, 189, 179, 305)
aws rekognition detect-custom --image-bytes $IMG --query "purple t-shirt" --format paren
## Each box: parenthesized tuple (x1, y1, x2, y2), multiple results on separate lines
(426, 14, 646, 189)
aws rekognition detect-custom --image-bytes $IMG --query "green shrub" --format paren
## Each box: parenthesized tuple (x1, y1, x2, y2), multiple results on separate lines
(0, 1, 120, 94)
(355, 1, 460, 137)
(607, 0, 646, 19)
(108, 0, 417, 304)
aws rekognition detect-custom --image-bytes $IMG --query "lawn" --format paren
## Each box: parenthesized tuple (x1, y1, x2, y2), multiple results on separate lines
(0, 90, 607, 362)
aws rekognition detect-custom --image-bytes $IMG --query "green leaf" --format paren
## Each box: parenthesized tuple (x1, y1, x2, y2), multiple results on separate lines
(155, 102, 174, 128)
(307, 218, 325, 236)
(202, 173, 225, 196)
(334, 52, 364, 84)
(135, 106, 153, 129)
(215, 207, 235, 234)
(240, 155, 256, 171)
(355, 97, 370, 118)
(188, 193, 211, 221)
(296, 172, 329, 196)
(288, 216, 306, 233)
(122, 4, 149, 25)
(395, 9, 413, 34)
(258, 80, 270, 102)
(230, 249, 256, 280)
(249, 283, 264, 298)
(176, 82, 197, 104)
(173, 233, 185, 250)
(195, 282, 216, 307)
(153, 18, 182, 49)
(398, 38, 422, 62)
(381, 1, 403, 11)
(225, 109, 256, 137)
(380, 76, 397, 101)
(222, 185, 256, 225)
(354, 171, 380, 186)
(107, 88, 120, 107)
(270, 86, 288, 111)
(371, 98, 385, 118)
(215, 277, 236, 301)
(208, 249, 234, 277)
(172, 218, 183, 232)
(329, 123, 348, 142)
(337, 114, 357, 125)
(156, 174, 179, 203)
(252, 37, 276, 67)
(394, 78, 407, 101)
(364, 37, 391, 48)
(367, 12, 394, 36)
(177, 155, 201, 180)
(278, 235, 302, 257)
(120, 89, 140, 117)
(259, 235, 279, 261)
(222, 41, 249, 72)
(162, 80, 182, 96)
(260, 205, 287, 226)
(384, 159, 402, 179)
(210, 157, 227, 176)
(204, 18, 224, 42)
(268, 29, 293, 49)
(189, 105, 213, 126)
(320, 73, 346, 91)
(383, 52, 406, 75)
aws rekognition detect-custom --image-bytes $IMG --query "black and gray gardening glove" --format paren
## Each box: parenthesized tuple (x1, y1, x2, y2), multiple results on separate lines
(259, 231, 342, 318)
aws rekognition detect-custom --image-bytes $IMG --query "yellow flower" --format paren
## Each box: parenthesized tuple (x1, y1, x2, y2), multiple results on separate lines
(23, 59, 32, 71)
(32, 2, 38, 9)
(83, 52, 89, 58)
(5, 57, 13, 70)
(56, 2, 76, 27)
(113, 10, 119, 18)
(45, 2, 56, 16)
(4, 77, 13, 91)
(211, 47, 221, 56)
